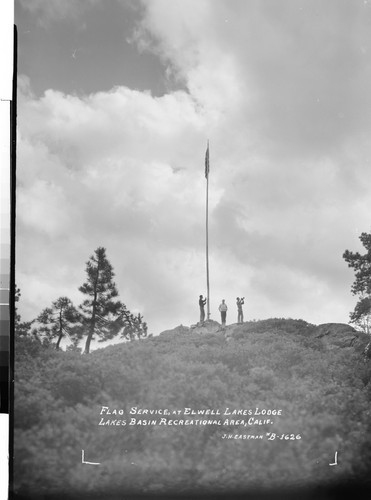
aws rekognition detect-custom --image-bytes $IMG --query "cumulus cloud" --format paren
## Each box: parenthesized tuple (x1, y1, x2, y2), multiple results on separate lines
(133, 0, 371, 309)
(16, 75, 214, 332)
(16, 0, 371, 336)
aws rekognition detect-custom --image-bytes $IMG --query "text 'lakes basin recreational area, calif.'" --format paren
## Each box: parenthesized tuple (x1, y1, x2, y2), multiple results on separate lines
(14, 315, 371, 497)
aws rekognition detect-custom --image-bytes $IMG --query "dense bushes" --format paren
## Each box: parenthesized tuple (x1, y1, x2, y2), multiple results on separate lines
(13, 319, 371, 496)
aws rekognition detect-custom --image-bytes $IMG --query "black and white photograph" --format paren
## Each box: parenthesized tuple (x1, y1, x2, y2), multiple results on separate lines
(11, 0, 371, 498)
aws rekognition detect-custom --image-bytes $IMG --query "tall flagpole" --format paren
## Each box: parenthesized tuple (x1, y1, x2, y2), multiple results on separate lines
(205, 141, 210, 320)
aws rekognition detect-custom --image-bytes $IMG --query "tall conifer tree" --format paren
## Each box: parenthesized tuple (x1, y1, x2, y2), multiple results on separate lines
(79, 247, 121, 353)
(343, 232, 371, 333)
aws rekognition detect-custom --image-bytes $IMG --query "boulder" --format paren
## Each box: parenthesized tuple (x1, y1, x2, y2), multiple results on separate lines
(190, 319, 224, 335)
(314, 323, 368, 350)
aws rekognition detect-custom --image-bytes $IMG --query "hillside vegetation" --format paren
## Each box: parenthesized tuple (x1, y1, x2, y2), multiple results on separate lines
(14, 318, 371, 497)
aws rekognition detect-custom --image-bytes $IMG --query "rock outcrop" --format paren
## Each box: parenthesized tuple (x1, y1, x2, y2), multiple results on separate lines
(159, 319, 371, 356)
(314, 322, 368, 351)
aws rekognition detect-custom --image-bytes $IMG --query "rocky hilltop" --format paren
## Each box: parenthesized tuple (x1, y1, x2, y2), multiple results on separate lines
(159, 318, 370, 354)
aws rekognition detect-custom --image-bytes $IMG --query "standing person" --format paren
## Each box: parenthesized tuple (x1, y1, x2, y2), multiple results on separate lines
(236, 297, 245, 324)
(218, 299, 228, 326)
(199, 295, 207, 324)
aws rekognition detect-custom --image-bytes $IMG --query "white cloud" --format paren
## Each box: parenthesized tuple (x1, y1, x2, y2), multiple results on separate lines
(16, 1, 371, 337)
(16, 77, 214, 332)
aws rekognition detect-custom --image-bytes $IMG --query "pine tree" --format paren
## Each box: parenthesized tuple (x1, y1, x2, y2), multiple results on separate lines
(33, 297, 82, 349)
(343, 232, 371, 333)
(14, 286, 33, 338)
(115, 304, 148, 341)
(79, 247, 121, 353)
(14, 286, 43, 358)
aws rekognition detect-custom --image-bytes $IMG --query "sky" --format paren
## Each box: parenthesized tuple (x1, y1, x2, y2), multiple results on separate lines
(13, 0, 371, 339)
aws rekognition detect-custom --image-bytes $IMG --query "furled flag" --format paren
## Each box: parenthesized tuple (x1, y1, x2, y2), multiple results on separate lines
(205, 141, 209, 179)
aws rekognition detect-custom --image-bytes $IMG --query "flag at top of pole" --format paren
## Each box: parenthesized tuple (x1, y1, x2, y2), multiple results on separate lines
(205, 140, 210, 179)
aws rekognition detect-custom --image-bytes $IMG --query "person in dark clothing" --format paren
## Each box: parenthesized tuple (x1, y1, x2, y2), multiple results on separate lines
(236, 297, 245, 323)
(199, 295, 207, 323)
